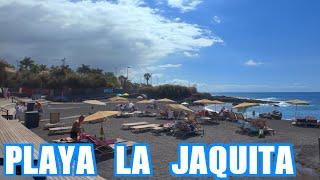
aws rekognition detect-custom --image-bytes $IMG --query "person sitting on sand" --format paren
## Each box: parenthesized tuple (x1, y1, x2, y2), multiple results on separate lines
(70, 115, 85, 140)
(219, 107, 225, 116)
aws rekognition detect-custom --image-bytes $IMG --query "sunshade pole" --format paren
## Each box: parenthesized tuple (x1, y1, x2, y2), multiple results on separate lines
(295, 104, 297, 119)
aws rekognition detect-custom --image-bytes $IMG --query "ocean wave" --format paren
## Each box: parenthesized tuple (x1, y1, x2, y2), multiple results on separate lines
(277, 101, 290, 107)
(254, 97, 292, 107)
(256, 97, 278, 101)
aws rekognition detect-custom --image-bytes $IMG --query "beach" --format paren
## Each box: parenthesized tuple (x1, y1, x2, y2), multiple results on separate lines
(28, 102, 320, 179)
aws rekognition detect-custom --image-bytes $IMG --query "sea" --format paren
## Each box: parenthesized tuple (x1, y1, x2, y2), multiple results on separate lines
(206, 92, 320, 120)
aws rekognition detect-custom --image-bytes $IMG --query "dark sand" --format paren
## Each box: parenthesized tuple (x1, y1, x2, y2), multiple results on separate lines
(30, 102, 320, 180)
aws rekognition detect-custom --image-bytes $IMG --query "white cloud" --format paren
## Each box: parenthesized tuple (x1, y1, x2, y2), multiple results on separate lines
(244, 60, 263, 66)
(212, 16, 221, 24)
(0, 0, 220, 70)
(167, 0, 203, 12)
(158, 63, 182, 68)
(183, 51, 199, 57)
(163, 78, 207, 89)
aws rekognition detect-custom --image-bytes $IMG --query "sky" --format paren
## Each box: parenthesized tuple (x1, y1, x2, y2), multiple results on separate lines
(0, 0, 320, 92)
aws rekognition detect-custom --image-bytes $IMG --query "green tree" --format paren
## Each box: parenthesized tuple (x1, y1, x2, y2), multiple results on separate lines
(144, 73, 151, 85)
(77, 64, 91, 74)
(19, 57, 35, 71)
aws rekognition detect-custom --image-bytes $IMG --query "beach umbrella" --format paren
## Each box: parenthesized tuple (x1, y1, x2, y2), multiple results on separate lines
(156, 98, 176, 103)
(167, 104, 194, 120)
(286, 99, 309, 105)
(233, 102, 260, 118)
(136, 99, 154, 104)
(167, 104, 193, 113)
(107, 96, 129, 104)
(83, 111, 119, 123)
(83, 111, 119, 140)
(83, 100, 106, 106)
(210, 100, 225, 112)
(122, 93, 129, 97)
(194, 99, 215, 105)
(286, 99, 309, 119)
(233, 102, 260, 109)
(83, 100, 106, 113)
(194, 99, 224, 111)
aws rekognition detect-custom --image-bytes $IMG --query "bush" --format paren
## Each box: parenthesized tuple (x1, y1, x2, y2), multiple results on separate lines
(138, 84, 198, 100)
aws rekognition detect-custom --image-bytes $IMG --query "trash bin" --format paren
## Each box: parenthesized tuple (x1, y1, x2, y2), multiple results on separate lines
(25, 111, 39, 129)
(50, 112, 60, 124)
(27, 102, 35, 111)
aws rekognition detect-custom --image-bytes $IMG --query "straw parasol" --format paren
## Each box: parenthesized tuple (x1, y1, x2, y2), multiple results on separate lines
(211, 100, 225, 104)
(83, 111, 119, 140)
(166, 104, 193, 113)
(83, 111, 119, 123)
(136, 99, 154, 104)
(286, 99, 309, 118)
(194, 99, 215, 105)
(156, 98, 176, 103)
(194, 99, 224, 111)
(286, 99, 309, 105)
(233, 102, 260, 118)
(83, 100, 106, 106)
(233, 102, 260, 109)
(107, 96, 129, 103)
(210, 100, 225, 112)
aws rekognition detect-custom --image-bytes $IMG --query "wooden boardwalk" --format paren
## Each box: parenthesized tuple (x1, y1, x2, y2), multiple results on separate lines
(0, 118, 105, 180)
(0, 120, 44, 160)
(0, 107, 15, 119)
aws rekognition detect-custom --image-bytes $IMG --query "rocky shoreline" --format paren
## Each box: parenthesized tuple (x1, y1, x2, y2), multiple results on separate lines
(212, 95, 276, 105)
(183, 93, 276, 105)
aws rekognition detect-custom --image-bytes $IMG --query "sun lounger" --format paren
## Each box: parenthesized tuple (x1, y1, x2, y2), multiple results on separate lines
(197, 116, 219, 125)
(48, 126, 72, 135)
(116, 112, 133, 118)
(52, 137, 75, 143)
(109, 139, 136, 150)
(131, 124, 160, 133)
(151, 125, 172, 135)
(292, 116, 319, 128)
(265, 127, 275, 135)
(138, 112, 157, 117)
(44, 122, 67, 130)
(122, 121, 149, 130)
(235, 113, 245, 120)
(226, 112, 237, 121)
(173, 127, 204, 139)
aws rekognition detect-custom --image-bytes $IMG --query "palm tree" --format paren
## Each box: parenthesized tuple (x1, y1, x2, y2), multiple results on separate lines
(19, 57, 35, 71)
(144, 73, 151, 85)
(77, 64, 91, 74)
(39, 64, 48, 71)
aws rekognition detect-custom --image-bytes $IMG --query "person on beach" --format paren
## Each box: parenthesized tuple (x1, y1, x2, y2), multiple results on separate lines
(7, 90, 11, 99)
(35, 101, 43, 113)
(15, 103, 20, 119)
(70, 115, 85, 140)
